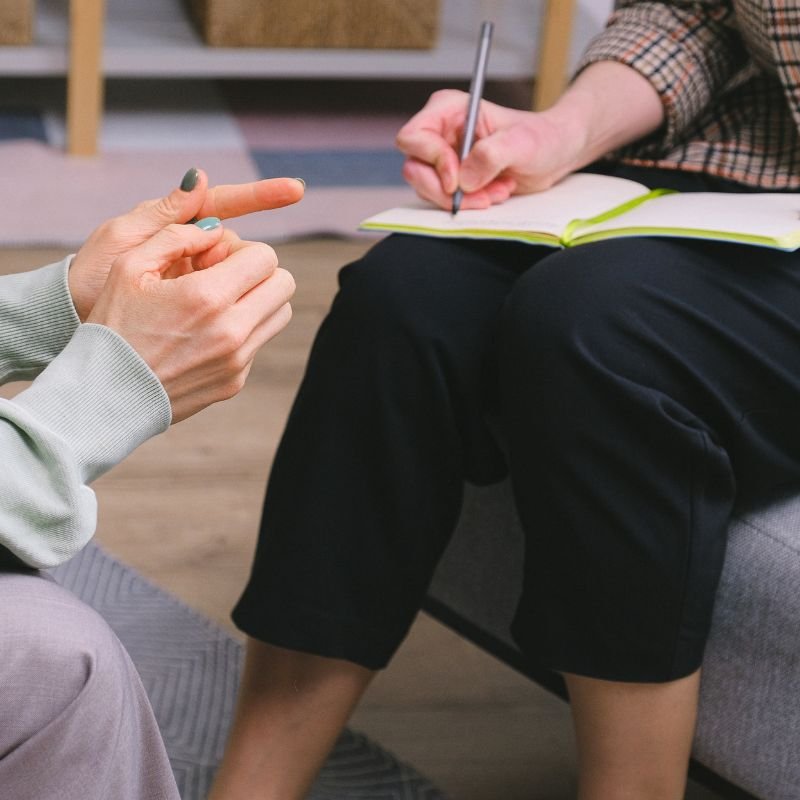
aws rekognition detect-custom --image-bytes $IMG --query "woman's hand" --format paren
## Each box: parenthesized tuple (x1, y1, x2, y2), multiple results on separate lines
(395, 63, 664, 211)
(68, 169, 304, 321)
(86, 220, 295, 424)
(396, 90, 585, 211)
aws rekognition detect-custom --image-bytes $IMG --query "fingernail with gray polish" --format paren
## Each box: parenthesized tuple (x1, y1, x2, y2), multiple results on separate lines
(180, 168, 200, 192)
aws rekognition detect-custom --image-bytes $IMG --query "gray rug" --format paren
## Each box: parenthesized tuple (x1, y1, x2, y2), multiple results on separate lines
(50, 543, 447, 800)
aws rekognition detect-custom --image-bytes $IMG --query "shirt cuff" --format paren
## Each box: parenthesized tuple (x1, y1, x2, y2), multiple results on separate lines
(575, 7, 744, 153)
(13, 323, 172, 483)
(0, 256, 81, 382)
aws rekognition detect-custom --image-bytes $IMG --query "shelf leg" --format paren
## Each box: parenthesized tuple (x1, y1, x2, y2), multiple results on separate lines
(67, 0, 106, 156)
(533, 0, 576, 111)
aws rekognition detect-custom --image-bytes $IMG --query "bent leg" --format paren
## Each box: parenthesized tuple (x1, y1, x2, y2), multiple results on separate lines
(499, 236, 800, 679)
(0, 568, 178, 800)
(497, 236, 800, 792)
(209, 640, 373, 800)
(213, 235, 547, 799)
(565, 670, 701, 800)
(233, 234, 541, 668)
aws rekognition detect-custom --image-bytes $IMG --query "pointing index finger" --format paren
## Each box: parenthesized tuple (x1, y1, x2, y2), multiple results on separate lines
(198, 177, 305, 221)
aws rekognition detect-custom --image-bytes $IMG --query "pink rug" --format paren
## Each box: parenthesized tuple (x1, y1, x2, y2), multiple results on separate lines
(0, 80, 419, 248)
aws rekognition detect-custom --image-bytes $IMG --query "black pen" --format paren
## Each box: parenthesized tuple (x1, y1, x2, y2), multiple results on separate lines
(452, 20, 494, 216)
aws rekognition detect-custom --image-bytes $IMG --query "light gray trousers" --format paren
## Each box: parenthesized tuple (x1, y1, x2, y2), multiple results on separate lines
(0, 568, 180, 800)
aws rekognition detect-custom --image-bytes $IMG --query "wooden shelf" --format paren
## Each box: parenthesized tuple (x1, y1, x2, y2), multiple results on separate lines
(1, 0, 544, 80)
(0, 0, 579, 154)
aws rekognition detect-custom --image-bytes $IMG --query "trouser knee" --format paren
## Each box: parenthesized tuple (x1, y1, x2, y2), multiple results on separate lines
(496, 240, 708, 441)
(495, 242, 737, 681)
(0, 570, 178, 799)
(0, 572, 134, 748)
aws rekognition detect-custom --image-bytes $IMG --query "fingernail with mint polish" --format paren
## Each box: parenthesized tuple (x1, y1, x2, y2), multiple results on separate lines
(194, 216, 220, 231)
(180, 168, 200, 192)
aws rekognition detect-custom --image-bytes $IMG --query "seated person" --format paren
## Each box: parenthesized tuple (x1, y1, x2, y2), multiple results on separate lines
(0, 169, 303, 800)
(210, 3, 800, 799)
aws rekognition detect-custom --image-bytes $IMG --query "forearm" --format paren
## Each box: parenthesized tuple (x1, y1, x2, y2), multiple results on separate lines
(574, 0, 744, 150)
(543, 61, 665, 174)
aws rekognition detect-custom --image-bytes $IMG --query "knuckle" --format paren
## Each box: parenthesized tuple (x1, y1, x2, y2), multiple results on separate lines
(216, 326, 244, 357)
(273, 268, 296, 300)
(221, 371, 248, 400)
(255, 241, 279, 271)
(473, 138, 498, 166)
(152, 224, 186, 253)
(430, 88, 458, 104)
(111, 250, 137, 276)
(154, 195, 181, 220)
(191, 283, 224, 314)
(130, 199, 151, 215)
(268, 302, 293, 336)
(269, 302, 294, 339)
(103, 217, 128, 242)
(164, 222, 190, 240)
(396, 123, 419, 150)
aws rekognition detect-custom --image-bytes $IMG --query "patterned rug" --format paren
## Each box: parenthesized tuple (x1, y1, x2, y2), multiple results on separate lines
(0, 77, 422, 248)
(50, 542, 447, 800)
(0, 73, 546, 250)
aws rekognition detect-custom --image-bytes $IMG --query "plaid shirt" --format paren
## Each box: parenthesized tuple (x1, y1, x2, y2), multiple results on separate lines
(577, 1, 800, 189)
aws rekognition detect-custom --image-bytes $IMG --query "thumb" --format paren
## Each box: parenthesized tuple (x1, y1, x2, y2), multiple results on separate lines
(459, 129, 518, 194)
(132, 167, 210, 233)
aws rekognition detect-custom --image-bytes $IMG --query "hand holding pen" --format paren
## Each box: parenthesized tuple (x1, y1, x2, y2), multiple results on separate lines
(396, 22, 511, 213)
(396, 21, 584, 211)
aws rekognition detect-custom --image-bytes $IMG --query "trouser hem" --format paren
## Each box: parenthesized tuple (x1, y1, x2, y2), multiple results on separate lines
(232, 595, 411, 671)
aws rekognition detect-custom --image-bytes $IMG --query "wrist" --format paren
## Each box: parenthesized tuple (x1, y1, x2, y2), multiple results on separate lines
(67, 257, 90, 323)
(536, 101, 592, 177)
(545, 62, 664, 171)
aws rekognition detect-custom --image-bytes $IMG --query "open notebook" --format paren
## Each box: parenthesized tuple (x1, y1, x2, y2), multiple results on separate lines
(360, 172, 800, 251)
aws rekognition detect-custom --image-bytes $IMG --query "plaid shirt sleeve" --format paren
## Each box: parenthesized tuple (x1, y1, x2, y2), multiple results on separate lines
(576, 1, 749, 149)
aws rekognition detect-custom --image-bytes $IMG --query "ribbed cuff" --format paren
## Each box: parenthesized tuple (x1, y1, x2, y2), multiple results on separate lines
(14, 323, 172, 483)
(0, 256, 81, 382)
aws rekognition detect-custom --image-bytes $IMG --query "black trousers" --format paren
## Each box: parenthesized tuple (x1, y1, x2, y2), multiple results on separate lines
(233, 166, 800, 682)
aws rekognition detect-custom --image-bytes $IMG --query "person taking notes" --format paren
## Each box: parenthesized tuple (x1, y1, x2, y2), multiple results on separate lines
(211, 4, 800, 799)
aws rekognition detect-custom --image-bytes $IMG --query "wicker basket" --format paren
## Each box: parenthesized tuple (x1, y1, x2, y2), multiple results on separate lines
(0, 0, 33, 45)
(185, 0, 440, 49)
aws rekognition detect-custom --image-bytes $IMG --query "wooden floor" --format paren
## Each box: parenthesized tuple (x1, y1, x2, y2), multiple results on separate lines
(1, 241, 722, 799)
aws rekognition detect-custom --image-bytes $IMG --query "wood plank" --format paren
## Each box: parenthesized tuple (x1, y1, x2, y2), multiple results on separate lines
(67, 0, 106, 155)
(533, 0, 576, 110)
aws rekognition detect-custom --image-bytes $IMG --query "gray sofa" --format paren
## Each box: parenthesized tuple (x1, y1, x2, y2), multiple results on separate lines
(426, 480, 800, 800)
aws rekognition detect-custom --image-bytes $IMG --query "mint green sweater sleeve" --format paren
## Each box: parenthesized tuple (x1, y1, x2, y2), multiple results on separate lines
(0, 256, 81, 383)
(0, 261, 172, 568)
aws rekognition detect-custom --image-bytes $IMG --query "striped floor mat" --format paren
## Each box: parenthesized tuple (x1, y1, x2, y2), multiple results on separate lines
(51, 543, 447, 800)
(0, 78, 420, 248)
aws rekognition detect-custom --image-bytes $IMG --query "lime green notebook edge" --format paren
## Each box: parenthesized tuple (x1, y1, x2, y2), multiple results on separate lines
(360, 186, 800, 252)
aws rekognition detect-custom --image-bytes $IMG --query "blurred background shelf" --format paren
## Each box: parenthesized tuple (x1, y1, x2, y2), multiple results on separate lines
(1, 0, 555, 78)
(0, 0, 600, 154)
